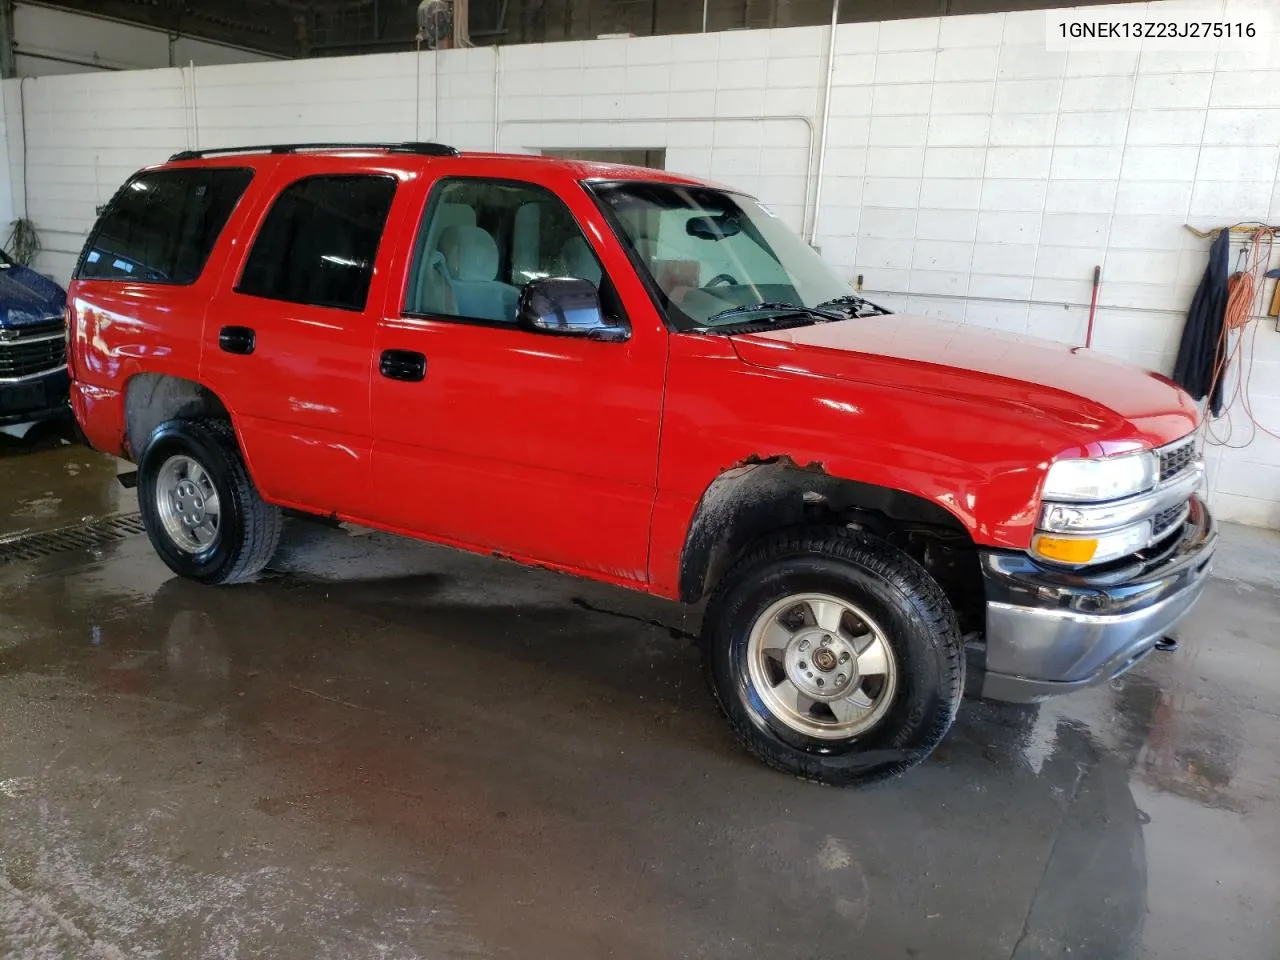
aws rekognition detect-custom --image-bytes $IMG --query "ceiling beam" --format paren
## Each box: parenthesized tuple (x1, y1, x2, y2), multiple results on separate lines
(26, 0, 300, 56)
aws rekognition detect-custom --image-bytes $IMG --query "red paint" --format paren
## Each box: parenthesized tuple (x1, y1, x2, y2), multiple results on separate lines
(68, 151, 1198, 601)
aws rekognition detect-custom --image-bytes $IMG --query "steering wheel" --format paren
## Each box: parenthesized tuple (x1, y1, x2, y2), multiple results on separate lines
(707, 273, 738, 287)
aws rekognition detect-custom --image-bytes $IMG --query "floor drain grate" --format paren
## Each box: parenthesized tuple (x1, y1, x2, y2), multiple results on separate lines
(0, 514, 146, 564)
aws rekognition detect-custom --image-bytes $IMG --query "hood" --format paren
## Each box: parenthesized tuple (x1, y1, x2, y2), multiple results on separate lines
(731, 313, 1198, 451)
(0, 264, 66, 327)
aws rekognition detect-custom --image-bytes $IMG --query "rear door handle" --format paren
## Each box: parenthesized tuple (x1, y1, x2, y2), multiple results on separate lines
(379, 349, 427, 382)
(219, 326, 256, 355)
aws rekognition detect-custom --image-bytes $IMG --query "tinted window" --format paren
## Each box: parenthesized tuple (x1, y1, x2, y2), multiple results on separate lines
(76, 168, 253, 284)
(404, 178, 618, 325)
(237, 175, 397, 312)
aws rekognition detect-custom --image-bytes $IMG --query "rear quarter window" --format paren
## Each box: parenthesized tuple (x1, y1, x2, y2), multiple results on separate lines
(76, 167, 254, 284)
(236, 174, 398, 312)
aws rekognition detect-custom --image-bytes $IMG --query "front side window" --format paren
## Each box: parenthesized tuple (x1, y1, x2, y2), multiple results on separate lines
(592, 182, 855, 331)
(238, 174, 397, 312)
(403, 178, 616, 325)
(76, 168, 253, 284)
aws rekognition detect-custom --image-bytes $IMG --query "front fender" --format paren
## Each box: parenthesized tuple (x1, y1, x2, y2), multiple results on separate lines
(647, 334, 1050, 600)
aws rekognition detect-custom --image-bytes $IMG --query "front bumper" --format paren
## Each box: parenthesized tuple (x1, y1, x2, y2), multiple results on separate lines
(978, 495, 1216, 703)
(0, 368, 71, 427)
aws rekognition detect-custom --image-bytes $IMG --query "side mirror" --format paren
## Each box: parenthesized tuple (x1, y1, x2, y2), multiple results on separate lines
(517, 277, 629, 342)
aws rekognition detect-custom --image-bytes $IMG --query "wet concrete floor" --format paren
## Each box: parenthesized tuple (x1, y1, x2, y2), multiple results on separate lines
(0, 420, 131, 535)
(1, 429, 1278, 959)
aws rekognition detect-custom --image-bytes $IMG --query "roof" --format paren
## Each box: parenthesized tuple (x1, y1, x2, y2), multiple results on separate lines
(163, 142, 722, 189)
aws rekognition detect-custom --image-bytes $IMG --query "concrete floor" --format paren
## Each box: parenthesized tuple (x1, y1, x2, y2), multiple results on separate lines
(1, 425, 1278, 959)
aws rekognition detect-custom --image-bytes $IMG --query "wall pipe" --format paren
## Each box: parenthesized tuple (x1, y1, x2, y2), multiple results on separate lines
(189, 59, 200, 149)
(492, 46, 501, 149)
(178, 63, 190, 150)
(808, 0, 838, 245)
(860, 287, 1209, 319)
(14, 50, 120, 70)
(189, 58, 199, 149)
(17, 76, 27, 218)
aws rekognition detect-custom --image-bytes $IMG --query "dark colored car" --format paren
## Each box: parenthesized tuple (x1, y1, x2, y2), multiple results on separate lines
(0, 250, 69, 428)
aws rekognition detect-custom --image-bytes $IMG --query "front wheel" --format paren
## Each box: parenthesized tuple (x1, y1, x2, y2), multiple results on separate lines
(138, 419, 282, 585)
(703, 528, 963, 786)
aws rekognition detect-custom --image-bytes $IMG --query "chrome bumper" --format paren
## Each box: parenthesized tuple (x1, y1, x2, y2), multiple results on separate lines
(978, 496, 1216, 703)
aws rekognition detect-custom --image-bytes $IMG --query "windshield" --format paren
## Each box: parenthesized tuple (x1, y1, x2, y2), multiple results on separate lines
(591, 182, 857, 331)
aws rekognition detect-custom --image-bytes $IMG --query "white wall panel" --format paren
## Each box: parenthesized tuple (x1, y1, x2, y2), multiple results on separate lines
(1044, 179, 1116, 214)
(930, 81, 996, 115)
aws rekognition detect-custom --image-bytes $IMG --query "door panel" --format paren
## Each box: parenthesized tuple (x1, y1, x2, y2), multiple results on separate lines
(201, 169, 408, 515)
(369, 169, 668, 582)
(211, 299, 373, 512)
(372, 318, 660, 580)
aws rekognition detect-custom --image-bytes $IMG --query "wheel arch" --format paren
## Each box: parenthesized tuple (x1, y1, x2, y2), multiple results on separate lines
(123, 373, 232, 461)
(677, 459, 978, 605)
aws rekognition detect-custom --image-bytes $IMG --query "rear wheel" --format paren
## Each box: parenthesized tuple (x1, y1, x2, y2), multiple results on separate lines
(703, 527, 963, 786)
(138, 419, 282, 584)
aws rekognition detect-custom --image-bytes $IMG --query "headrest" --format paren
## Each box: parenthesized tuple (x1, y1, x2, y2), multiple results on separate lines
(436, 203, 476, 232)
(438, 224, 499, 282)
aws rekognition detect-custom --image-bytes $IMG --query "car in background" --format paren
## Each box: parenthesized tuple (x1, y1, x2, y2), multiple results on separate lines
(0, 250, 69, 430)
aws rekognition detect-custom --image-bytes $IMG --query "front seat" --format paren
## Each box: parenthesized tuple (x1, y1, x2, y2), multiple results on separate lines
(435, 224, 520, 323)
(411, 202, 477, 314)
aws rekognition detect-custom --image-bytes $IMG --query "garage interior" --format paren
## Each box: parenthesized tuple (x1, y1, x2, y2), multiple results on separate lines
(2, 0, 1280, 957)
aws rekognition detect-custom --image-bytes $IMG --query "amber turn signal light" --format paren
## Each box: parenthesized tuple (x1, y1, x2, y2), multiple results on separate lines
(1031, 534, 1099, 565)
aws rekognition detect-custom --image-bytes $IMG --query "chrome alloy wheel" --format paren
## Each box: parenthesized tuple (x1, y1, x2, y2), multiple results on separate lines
(155, 454, 221, 553)
(746, 593, 898, 740)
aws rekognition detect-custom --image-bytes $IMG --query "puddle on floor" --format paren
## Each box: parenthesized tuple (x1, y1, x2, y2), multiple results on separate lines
(0, 419, 132, 537)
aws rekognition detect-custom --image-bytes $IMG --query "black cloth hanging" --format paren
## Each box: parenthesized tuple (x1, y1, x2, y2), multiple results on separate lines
(1172, 230, 1230, 415)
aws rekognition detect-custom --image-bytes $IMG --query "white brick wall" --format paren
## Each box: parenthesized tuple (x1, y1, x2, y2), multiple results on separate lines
(3, 0, 1279, 525)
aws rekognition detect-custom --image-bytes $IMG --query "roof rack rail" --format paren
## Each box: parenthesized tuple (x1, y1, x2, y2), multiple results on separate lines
(168, 142, 460, 162)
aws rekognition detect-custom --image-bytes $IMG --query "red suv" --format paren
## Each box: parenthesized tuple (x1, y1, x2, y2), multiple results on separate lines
(67, 143, 1216, 785)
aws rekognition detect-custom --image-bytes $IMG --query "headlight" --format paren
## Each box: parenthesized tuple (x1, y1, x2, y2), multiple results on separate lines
(1032, 521, 1153, 566)
(1042, 451, 1157, 503)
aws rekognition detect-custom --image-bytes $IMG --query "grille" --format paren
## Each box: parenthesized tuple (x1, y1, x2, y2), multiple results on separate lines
(0, 320, 66, 379)
(1158, 437, 1196, 483)
(0, 514, 145, 564)
(1151, 502, 1188, 540)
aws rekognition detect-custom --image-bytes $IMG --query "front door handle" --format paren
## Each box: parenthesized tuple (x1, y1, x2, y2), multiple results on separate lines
(219, 326, 256, 355)
(379, 349, 427, 382)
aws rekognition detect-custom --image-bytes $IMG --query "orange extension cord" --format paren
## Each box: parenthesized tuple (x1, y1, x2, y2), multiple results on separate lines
(1202, 225, 1280, 448)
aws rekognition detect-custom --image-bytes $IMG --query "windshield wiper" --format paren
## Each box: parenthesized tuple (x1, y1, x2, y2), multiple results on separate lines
(815, 294, 892, 317)
(706, 301, 843, 325)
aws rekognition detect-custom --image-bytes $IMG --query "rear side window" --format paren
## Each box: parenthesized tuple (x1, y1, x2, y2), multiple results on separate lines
(76, 168, 253, 284)
(236, 174, 397, 312)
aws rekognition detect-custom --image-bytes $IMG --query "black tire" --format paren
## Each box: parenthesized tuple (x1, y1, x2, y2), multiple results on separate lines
(137, 418, 282, 585)
(703, 527, 963, 787)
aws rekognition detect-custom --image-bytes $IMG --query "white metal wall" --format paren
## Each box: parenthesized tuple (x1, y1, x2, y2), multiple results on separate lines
(3, 1, 1279, 525)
